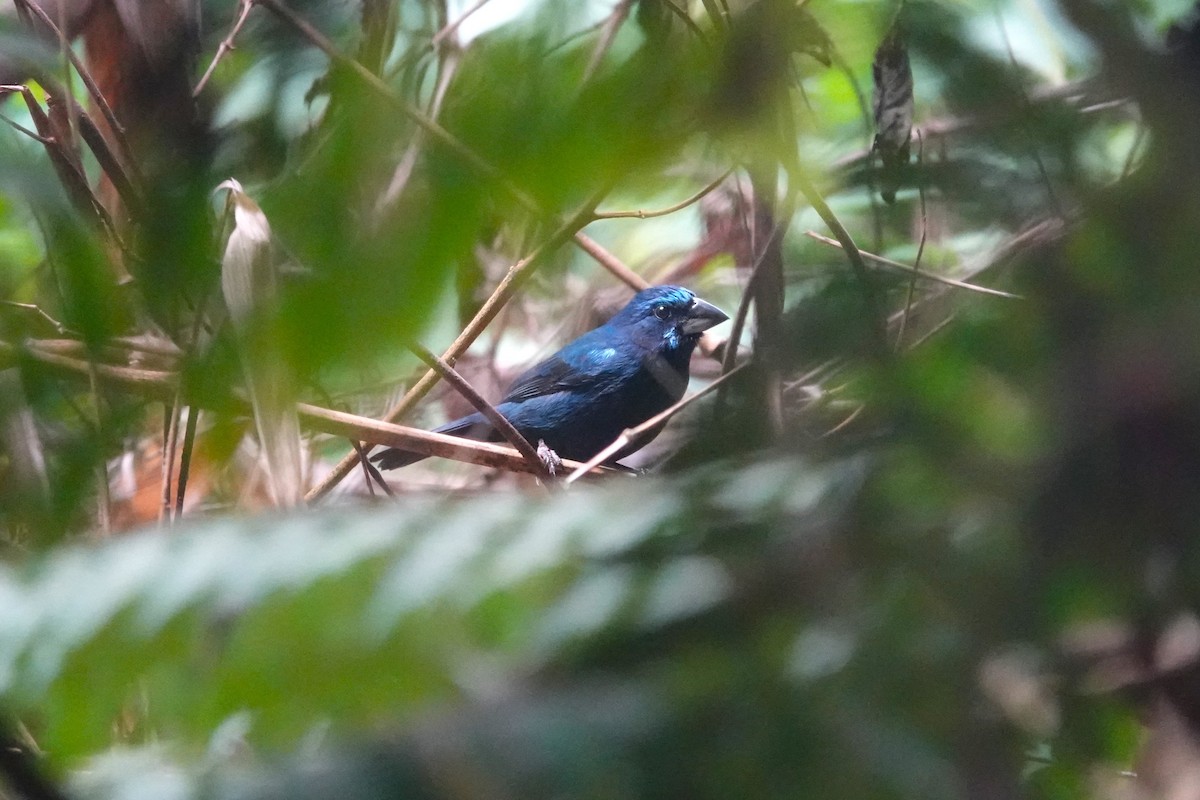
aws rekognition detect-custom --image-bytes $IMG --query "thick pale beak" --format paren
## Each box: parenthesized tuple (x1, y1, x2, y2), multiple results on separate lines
(680, 297, 729, 335)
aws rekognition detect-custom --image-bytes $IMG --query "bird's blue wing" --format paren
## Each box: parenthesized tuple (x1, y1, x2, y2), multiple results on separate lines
(500, 329, 629, 404)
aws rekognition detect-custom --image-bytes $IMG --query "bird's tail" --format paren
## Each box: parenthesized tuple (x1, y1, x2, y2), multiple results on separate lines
(369, 447, 428, 471)
(369, 413, 493, 471)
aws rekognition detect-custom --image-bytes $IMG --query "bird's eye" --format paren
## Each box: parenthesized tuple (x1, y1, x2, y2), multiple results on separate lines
(652, 304, 670, 320)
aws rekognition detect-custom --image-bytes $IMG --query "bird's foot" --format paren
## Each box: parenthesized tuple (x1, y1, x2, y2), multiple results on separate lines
(536, 439, 563, 477)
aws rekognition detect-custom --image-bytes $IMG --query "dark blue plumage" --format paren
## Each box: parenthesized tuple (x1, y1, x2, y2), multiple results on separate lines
(371, 285, 728, 470)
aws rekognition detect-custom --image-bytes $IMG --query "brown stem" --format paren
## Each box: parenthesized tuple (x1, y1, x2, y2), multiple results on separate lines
(194, 0, 257, 97)
(408, 342, 555, 481)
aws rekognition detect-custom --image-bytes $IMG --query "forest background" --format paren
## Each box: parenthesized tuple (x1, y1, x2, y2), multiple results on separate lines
(0, 0, 1198, 797)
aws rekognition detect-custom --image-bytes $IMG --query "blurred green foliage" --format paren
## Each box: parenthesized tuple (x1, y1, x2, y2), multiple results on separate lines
(2, 0, 1200, 797)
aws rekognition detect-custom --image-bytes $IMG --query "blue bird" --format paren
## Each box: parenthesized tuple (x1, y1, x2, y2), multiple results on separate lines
(371, 285, 728, 470)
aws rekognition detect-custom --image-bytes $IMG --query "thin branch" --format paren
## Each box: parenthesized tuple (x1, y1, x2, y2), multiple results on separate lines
(376, 44, 460, 222)
(430, 0, 495, 48)
(792, 170, 888, 358)
(66, 96, 142, 215)
(564, 363, 748, 485)
(583, 0, 635, 82)
(803, 231, 1022, 299)
(572, 232, 649, 291)
(657, 0, 707, 41)
(592, 170, 733, 220)
(0, 301, 73, 335)
(995, 6, 1063, 217)
(174, 406, 200, 516)
(6, 339, 617, 479)
(12, 0, 139, 178)
(194, 0, 256, 97)
(351, 439, 393, 496)
(0, 109, 50, 143)
(719, 210, 788, 382)
(1120, 123, 1146, 180)
(896, 129, 929, 348)
(160, 391, 183, 526)
(407, 342, 555, 482)
(4, 85, 113, 237)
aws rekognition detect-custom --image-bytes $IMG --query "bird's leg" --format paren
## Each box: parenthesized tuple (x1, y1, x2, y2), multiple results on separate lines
(536, 439, 563, 477)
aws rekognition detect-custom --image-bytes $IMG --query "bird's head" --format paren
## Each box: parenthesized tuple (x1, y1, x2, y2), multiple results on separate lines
(611, 285, 729, 354)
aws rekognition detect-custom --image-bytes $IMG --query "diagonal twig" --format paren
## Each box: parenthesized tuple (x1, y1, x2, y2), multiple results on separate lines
(12, 0, 140, 182)
(407, 342, 555, 482)
(194, 0, 257, 97)
(803, 231, 1022, 299)
(564, 363, 747, 485)
(896, 129, 929, 348)
(583, 0, 635, 82)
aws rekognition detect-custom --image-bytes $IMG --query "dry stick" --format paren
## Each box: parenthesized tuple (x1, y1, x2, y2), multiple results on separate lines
(0, 301, 72, 335)
(257, 0, 541, 215)
(53, 0, 78, 167)
(13, 0, 139, 180)
(564, 362, 748, 485)
(431, 0, 496, 48)
(304, 405, 611, 475)
(5, 85, 110, 233)
(802, 231, 1022, 299)
(8, 340, 616, 478)
(656, 0, 707, 41)
(30, 86, 141, 220)
(174, 405, 199, 516)
(895, 129, 929, 349)
(160, 390, 183, 525)
(592, 170, 733, 220)
(583, 0, 634, 82)
(0, 108, 48, 141)
(194, 0, 256, 97)
(304, 197, 607, 502)
(68, 97, 141, 215)
(407, 341, 555, 482)
(351, 439, 393, 496)
(376, 44, 460, 220)
(719, 214, 785, 378)
(89, 369, 112, 536)
(572, 232, 650, 291)
(1120, 123, 1146, 180)
(792, 171, 888, 358)
(995, 8, 1064, 218)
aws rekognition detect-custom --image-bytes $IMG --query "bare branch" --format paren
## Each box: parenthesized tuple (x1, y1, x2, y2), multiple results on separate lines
(194, 0, 256, 97)
(408, 342, 556, 482)
(592, 170, 733, 220)
(3, 339, 617, 479)
(564, 363, 747, 485)
(803, 231, 1022, 300)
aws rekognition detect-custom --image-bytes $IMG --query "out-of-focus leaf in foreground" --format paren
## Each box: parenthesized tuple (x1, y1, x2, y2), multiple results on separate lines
(0, 455, 856, 768)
